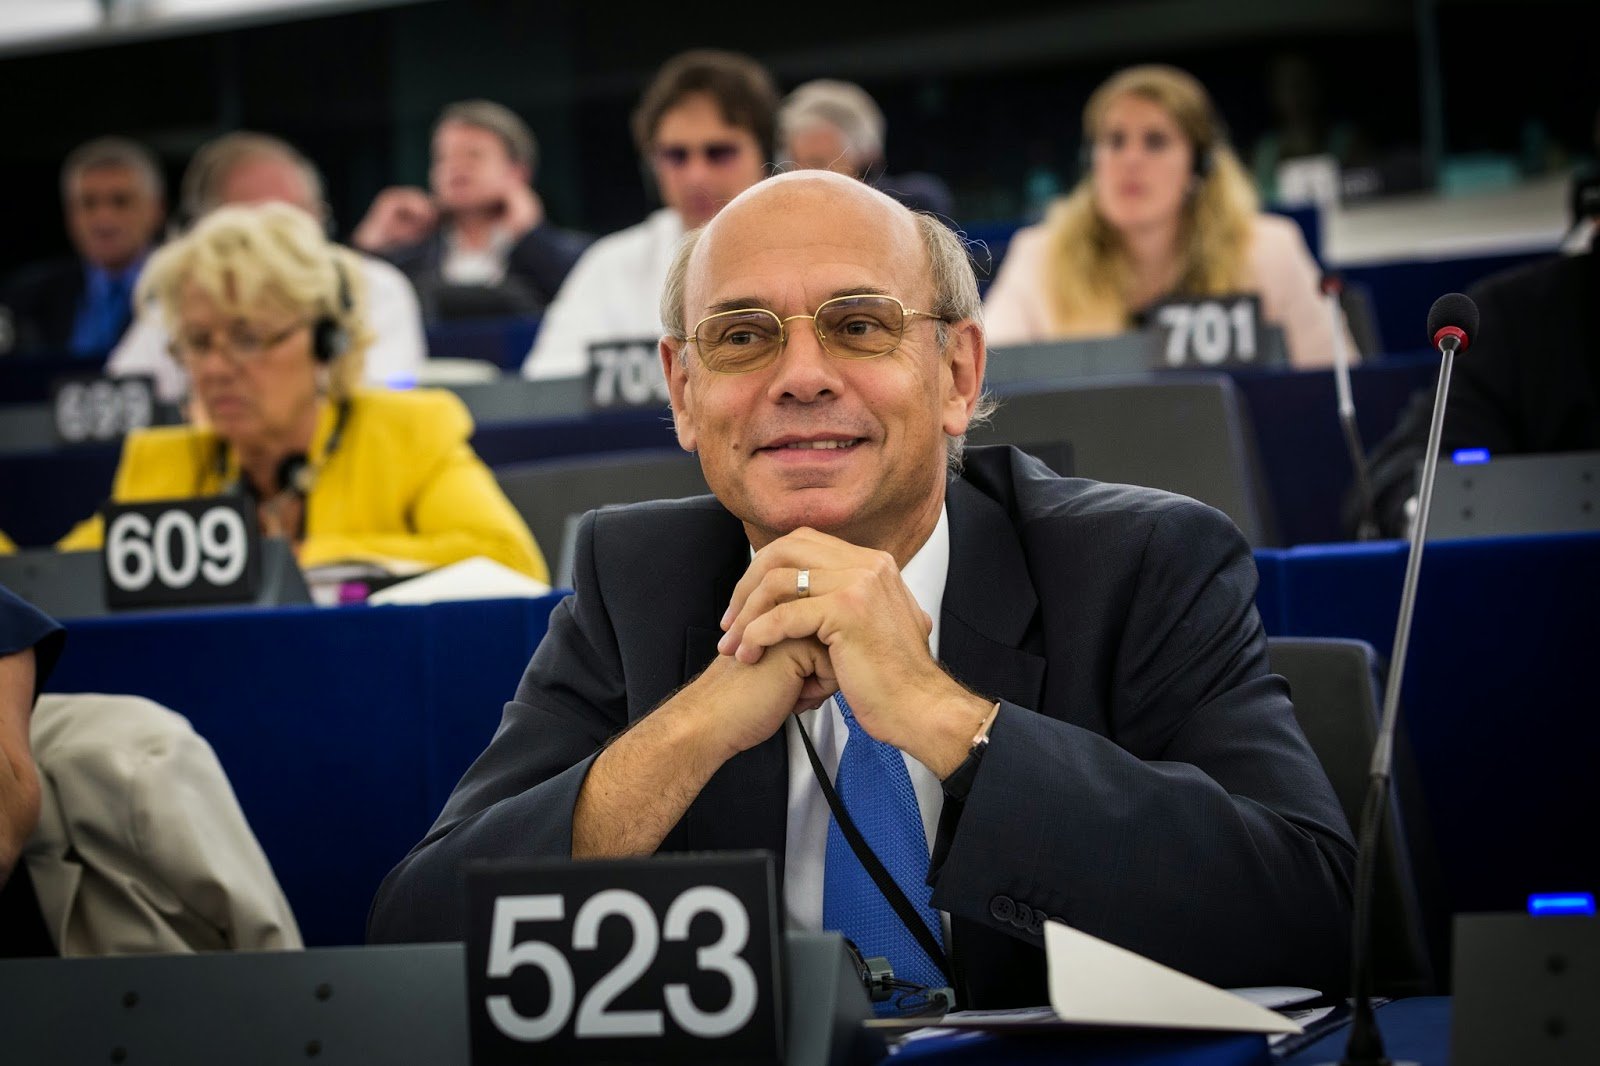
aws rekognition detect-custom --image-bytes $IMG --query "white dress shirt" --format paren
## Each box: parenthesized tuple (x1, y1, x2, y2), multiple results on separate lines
(440, 226, 513, 286)
(520, 208, 684, 381)
(782, 506, 950, 933)
(106, 252, 427, 403)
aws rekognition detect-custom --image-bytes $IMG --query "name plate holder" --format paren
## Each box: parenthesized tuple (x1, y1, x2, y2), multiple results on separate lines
(101, 496, 263, 610)
(1149, 294, 1274, 369)
(585, 339, 670, 412)
(467, 852, 804, 1063)
(50, 373, 163, 446)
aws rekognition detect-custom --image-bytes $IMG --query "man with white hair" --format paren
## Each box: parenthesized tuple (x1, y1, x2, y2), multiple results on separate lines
(373, 171, 1353, 1009)
(779, 79, 954, 218)
(106, 132, 425, 403)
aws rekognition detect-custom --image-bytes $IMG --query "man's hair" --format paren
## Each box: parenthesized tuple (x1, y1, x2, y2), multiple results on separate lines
(631, 49, 779, 162)
(179, 131, 326, 224)
(137, 201, 372, 400)
(60, 136, 164, 201)
(778, 80, 886, 172)
(659, 198, 995, 470)
(436, 99, 538, 176)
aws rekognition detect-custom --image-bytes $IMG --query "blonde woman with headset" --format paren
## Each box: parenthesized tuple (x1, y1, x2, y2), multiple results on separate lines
(984, 65, 1353, 369)
(58, 203, 548, 581)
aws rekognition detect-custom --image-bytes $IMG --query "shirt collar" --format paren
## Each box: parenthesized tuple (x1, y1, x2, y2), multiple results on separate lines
(899, 504, 950, 654)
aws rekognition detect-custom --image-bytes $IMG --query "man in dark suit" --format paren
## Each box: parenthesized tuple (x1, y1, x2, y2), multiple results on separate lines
(0, 138, 165, 357)
(1362, 247, 1600, 536)
(370, 171, 1354, 1008)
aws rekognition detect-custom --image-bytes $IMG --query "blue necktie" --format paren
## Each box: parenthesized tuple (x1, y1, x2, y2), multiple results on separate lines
(70, 273, 131, 356)
(822, 693, 946, 1010)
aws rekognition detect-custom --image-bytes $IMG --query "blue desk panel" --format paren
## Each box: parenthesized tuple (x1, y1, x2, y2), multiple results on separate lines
(1261, 532, 1600, 918)
(1282, 996, 1449, 1066)
(42, 595, 559, 948)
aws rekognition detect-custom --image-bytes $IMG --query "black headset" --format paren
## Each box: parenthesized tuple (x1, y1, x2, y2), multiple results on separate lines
(310, 257, 354, 364)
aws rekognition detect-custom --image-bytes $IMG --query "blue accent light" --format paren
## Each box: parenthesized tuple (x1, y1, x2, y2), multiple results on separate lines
(1528, 893, 1596, 917)
(1452, 448, 1490, 465)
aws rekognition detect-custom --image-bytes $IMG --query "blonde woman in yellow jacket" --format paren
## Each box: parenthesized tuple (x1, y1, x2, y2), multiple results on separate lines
(58, 203, 547, 582)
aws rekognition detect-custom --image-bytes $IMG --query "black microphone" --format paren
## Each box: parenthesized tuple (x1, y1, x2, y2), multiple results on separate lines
(1426, 292, 1477, 357)
(1332, 293, 1476, 1066)
(1322, 276, 1377, 540)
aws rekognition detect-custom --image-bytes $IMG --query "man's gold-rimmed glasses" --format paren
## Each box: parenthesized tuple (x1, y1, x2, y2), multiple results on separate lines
(169, 320, 307, 367)
(686, 294, 943, 375)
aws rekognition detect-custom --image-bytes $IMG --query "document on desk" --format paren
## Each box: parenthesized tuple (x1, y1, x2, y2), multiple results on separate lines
(875, 922, 1304, 1036)
(1044, 922, 1302, 1032)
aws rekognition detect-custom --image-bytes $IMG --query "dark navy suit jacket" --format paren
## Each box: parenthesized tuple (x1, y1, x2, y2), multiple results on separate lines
(370, 446, 1355, 1007)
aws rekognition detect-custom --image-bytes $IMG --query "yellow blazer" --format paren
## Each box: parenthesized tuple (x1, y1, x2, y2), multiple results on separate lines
(58, 389, 548, 582)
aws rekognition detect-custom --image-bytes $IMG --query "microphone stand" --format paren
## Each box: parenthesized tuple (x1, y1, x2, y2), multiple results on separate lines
(1335, 335, 1457, 1066)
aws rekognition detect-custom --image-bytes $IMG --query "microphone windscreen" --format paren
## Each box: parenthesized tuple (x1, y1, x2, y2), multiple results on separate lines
(1427, 292, 1479, 348)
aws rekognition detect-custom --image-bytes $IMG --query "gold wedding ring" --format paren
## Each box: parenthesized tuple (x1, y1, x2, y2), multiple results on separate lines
(796, 568, 811, 599)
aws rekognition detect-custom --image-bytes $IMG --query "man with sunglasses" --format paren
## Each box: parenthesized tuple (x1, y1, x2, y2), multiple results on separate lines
(375, 171, 1354, 1011)
(520, 49, 775, 380)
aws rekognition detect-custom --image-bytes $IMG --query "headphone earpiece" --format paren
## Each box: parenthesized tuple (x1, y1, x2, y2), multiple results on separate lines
(1194, 109, 1231, 181)
(311, 256, 355, 363)
(311, 317, 349, 363)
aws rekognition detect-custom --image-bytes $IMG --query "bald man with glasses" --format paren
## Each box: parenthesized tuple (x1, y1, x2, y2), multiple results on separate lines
(377, 171, 1354, 1011)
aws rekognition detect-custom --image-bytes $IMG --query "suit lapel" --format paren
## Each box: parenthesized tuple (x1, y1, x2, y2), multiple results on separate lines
(939, 477, 1047, 711)
(676, 508, 791, 884)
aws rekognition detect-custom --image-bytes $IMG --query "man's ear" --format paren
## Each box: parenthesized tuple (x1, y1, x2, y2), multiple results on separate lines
(940, 318, 986, 438)
(661, 337, 698, 453)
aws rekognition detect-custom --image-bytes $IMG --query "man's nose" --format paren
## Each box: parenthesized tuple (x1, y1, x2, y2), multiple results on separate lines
(680, 154, 716, 187)
(766, 319, 841, 403)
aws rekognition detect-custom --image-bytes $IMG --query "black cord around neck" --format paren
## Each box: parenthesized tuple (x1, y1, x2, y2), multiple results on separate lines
(793, 709, 952, 985)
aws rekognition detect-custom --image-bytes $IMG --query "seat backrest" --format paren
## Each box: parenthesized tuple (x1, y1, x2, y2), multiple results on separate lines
(496, 449, 710, 587)
(968, 374, 1278, 546)
(1267, 636, 1438, 996)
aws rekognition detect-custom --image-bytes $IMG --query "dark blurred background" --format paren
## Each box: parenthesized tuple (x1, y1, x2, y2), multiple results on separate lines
(1, 0, 1592, 272)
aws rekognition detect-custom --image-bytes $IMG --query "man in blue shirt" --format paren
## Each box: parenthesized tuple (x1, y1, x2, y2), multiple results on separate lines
(1, 137, 165, 357)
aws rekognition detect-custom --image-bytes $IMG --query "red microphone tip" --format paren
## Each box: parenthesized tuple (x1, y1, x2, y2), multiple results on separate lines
(1432, 325, 1470, 352)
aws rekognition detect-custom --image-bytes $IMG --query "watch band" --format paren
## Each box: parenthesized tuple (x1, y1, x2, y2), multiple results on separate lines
(942, 701, 1001, 801)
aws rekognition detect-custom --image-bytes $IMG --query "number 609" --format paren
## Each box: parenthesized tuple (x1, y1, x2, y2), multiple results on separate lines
(105, 506, 248, 592)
